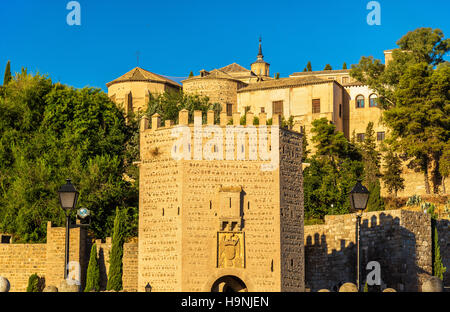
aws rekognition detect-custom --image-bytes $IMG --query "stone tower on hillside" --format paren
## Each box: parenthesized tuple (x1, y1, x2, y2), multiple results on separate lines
(137, 110, 305, 292)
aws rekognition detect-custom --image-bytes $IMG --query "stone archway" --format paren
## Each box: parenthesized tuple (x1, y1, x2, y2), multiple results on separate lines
(211, 275, 248, 292)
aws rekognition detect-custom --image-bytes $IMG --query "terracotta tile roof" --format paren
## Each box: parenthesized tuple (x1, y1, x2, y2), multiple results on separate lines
(106, 67, 181, 88)
(237, 76, 333, 92)
(290, 69, 350, 76)
(218, 63, 251, 73)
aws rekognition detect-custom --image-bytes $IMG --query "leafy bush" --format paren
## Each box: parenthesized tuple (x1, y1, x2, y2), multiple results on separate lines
(26, 273, 42, 292)
(406, 195, 422, 206)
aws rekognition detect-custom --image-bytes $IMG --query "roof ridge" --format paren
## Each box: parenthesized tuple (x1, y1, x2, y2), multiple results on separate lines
(106, 67, 181, 87)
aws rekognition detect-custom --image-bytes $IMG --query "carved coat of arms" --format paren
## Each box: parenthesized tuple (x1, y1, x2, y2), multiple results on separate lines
(217, 232, 244, 268)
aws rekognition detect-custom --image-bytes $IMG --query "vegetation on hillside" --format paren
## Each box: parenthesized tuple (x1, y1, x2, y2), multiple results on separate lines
(0, 68, 138, 242)
(351, 28, 450, 195)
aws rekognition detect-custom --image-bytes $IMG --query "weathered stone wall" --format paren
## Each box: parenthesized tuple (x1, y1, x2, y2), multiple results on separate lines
(92, 237, 138, 292)
(279, 129, 304, 291)
(95, 237, 111, 290)
(123, 239, 139, 292)
(44, 221, 87, 290)
(183, 78, 244, 112)
(108, 81, 179, 115)
(0, 243, 47, 292)
(0, 221, 87, 292)
(304, 210, 432, 292)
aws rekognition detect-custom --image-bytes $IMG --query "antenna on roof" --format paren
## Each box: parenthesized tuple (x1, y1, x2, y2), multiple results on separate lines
(136, 51, 140, 67)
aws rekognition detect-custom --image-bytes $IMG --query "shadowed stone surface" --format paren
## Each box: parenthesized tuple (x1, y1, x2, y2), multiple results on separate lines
(43, 285, 58, 292)
(0, 276, 10, 292)
(421, 276, 443, 292)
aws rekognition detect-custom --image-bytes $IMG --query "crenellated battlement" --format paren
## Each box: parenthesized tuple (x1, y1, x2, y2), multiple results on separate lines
(138, 109, 303, 173)
(139, 109, 284, 132)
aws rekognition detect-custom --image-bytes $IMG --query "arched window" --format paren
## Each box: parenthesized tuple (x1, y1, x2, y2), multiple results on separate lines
(369, 94, 378, 107)
(356, 95, 365, 108)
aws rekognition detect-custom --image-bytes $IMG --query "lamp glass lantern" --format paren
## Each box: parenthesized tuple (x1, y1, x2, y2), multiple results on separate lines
(145, 283, 152, 292)
(349, 181, 370, 212)
(58, 179, 79, 211)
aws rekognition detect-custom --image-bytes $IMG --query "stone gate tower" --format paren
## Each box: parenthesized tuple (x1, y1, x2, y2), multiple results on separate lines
(137, 110, 304, 292)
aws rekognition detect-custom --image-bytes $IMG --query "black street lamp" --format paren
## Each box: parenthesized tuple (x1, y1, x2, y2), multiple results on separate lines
(349, 181, 370, 292)
(58, 179, 79, 279)
(145, 283, 152, 292)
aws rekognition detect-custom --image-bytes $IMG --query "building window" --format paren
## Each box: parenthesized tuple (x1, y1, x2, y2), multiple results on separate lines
(377, 131, 385, 141)
(127, 92, 133, 113)
(357, 133, 365, 142)
(312, 99, 320, 114)
(226, 103, 233, 116)
(342, 77, 349, 84)
(356, 95, 365, 108)
(339, 104, 342, 118)
(1, 235, 11, 244)
(272, 101, 283, 114)
(369, 94, 378, 107)
(260, 107, 265, 113)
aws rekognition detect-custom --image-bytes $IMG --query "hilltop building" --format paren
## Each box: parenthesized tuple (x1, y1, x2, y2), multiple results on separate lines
(106, 40, 448, 197)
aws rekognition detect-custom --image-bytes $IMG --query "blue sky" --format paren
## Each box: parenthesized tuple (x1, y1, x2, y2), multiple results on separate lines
(0, 0, 449, 91)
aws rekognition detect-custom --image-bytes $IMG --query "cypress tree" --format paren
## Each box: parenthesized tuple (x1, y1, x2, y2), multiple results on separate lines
(343, 62, 347, 69)
(303, 67, 307, 72)
(3, 60, 11, 85)
(382, 150, 405, 197)
(367, 180, 384, 211)
(306, 61, 312, 72)
(106, 207, 125, 291)
(26, 273, 40, 292)
(360, 122, 384, 211)
(188, 71, 194, 78)
(432, 222, 446, 280)
(275, 72, 280, 79)
(324, 64, 332, 70)
(84, 243, 100, 292)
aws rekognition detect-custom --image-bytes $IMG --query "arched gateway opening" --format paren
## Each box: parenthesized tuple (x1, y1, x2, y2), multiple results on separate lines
(211, 275, 248, 292)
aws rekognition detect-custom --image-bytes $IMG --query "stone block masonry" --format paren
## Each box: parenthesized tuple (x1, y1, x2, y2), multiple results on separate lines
(0, 222, 138, 292)
(304, 210, 433, 292)
(138, 109, 304, 292)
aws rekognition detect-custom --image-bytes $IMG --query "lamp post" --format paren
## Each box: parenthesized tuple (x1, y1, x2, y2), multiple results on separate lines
(349, 181, 370, 292)
(145, 283, 152, 292)
(58, 179, 79, 279)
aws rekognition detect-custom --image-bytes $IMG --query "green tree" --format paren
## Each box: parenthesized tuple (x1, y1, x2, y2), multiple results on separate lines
(303, 67, 307, 72)
(382, 150, 405, 197)
(0, 71, 138, 242)
(3, 60, 11, 85)
(188, 71, 194, 78)
(359, 122, 384, 211)
(324, 64, 332, 70)
(343, 62, 348, 70)
(26, 273, 41, 292)
(275, 72, 280, 79)
(433, 225, 446, 280)
(85, 243, 101, 292)
(147, 90, 220, 125)
(306, 61, 312, 72)
(304, 118, 363, 220)
(300, 126, 309, 162)
(350, 28, 450, 194)
(106, 207, 125, 291)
